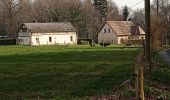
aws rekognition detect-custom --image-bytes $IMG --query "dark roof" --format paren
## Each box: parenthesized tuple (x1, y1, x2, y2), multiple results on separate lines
(23, 22, 76, 33)
(106, 21, 145, 36)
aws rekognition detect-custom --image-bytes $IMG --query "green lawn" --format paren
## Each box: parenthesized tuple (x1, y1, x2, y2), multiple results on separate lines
(0, 45, 138, 99)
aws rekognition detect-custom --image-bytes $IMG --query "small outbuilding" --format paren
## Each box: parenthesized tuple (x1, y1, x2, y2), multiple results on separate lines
(98, 21, 145, 45)
(18, 22, 77, 45)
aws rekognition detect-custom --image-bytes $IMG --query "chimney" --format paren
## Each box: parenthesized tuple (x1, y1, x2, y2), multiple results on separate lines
(33, 19, 38, 23)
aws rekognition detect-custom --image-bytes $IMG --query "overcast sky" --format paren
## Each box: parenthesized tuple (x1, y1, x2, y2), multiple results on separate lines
(113, 0, 153, 10)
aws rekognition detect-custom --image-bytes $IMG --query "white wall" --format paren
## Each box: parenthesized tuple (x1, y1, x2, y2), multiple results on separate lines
(98, 23, 118, 44)
(31, 32, 77, 45)
(117, 36, 129, 44)
(118, 35, 145, 44)
(98, 23, 146, 44)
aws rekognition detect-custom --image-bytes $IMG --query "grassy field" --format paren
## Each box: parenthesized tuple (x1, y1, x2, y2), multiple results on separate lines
(0, 45, 138, 99)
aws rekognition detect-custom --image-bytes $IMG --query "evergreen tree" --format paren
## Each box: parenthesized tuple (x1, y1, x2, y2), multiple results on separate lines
(123, 5, 129, 21)
(93, 0, 108, 19)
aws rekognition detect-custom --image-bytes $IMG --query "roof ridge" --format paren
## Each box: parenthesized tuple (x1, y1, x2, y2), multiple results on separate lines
(105, 21, 145, 36)
(106, 21, 133, 22)
(22, 22, 76, 33)
(24, 22, 71, 24)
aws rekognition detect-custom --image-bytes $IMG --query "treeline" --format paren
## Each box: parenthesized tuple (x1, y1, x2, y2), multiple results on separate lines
(151, 0, 170, 47)
(131, 0, 170, 47)
(0, 0, 170, 44)
(0, 0, 121, 42)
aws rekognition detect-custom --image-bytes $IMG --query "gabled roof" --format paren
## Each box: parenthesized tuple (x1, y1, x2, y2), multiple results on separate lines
(22, 22, 76, 33)
(106, 21, 145, 36)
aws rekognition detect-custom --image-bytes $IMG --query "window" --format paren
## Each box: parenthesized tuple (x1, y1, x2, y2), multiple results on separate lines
(70, 36, 73, 41)
(104, 29, 106, 33)
(19, 39, 23, 43)
(49, 37, 52, 42)
(108, 29, 111, 33)
(36, 38, 39, 43)
(22, 28, 27, 32)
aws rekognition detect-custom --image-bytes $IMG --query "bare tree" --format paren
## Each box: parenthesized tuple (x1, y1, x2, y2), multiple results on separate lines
(151, 0, 170, 47)
(0, 0, 20, 37)
(0, 0, 121, 40)
(106, 0, 121, 21)
(132, 9, 145, 29)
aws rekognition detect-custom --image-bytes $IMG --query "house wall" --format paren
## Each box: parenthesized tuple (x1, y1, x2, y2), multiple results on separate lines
(31, 32, 77, 45)
(118, 35, 145, 44)
(18, 37, 31, 45)
(18, 30, 32, 45)
(98, 23, 118, 44)
(98, 23, 146, 44)
(117, 36, 129, 44)
(134, 35, 145, 39)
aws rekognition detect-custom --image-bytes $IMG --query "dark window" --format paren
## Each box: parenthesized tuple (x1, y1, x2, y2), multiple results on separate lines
(36, 38, 39, 43)
(22, 28, 27, 32)
(49, 37, 52, 42)
(70, 36, 73, 41)
(108, 29, 111, 33)
(19, 39, 23, 43)
(104, 29, 106, 33)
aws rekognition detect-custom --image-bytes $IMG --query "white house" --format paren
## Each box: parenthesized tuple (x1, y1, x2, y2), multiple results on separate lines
(98, 21, 145, 44)
(18, 22, 77, 45)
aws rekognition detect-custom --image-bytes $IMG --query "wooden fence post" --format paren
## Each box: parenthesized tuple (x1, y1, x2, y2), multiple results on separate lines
(135, 40, 145, 100)
(136, 65, 145, 100)
(139, 67, 144, 100)
(135, 66, 139, 99)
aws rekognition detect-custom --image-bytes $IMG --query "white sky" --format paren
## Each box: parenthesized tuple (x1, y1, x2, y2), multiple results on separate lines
(113, 0, 153, 10)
